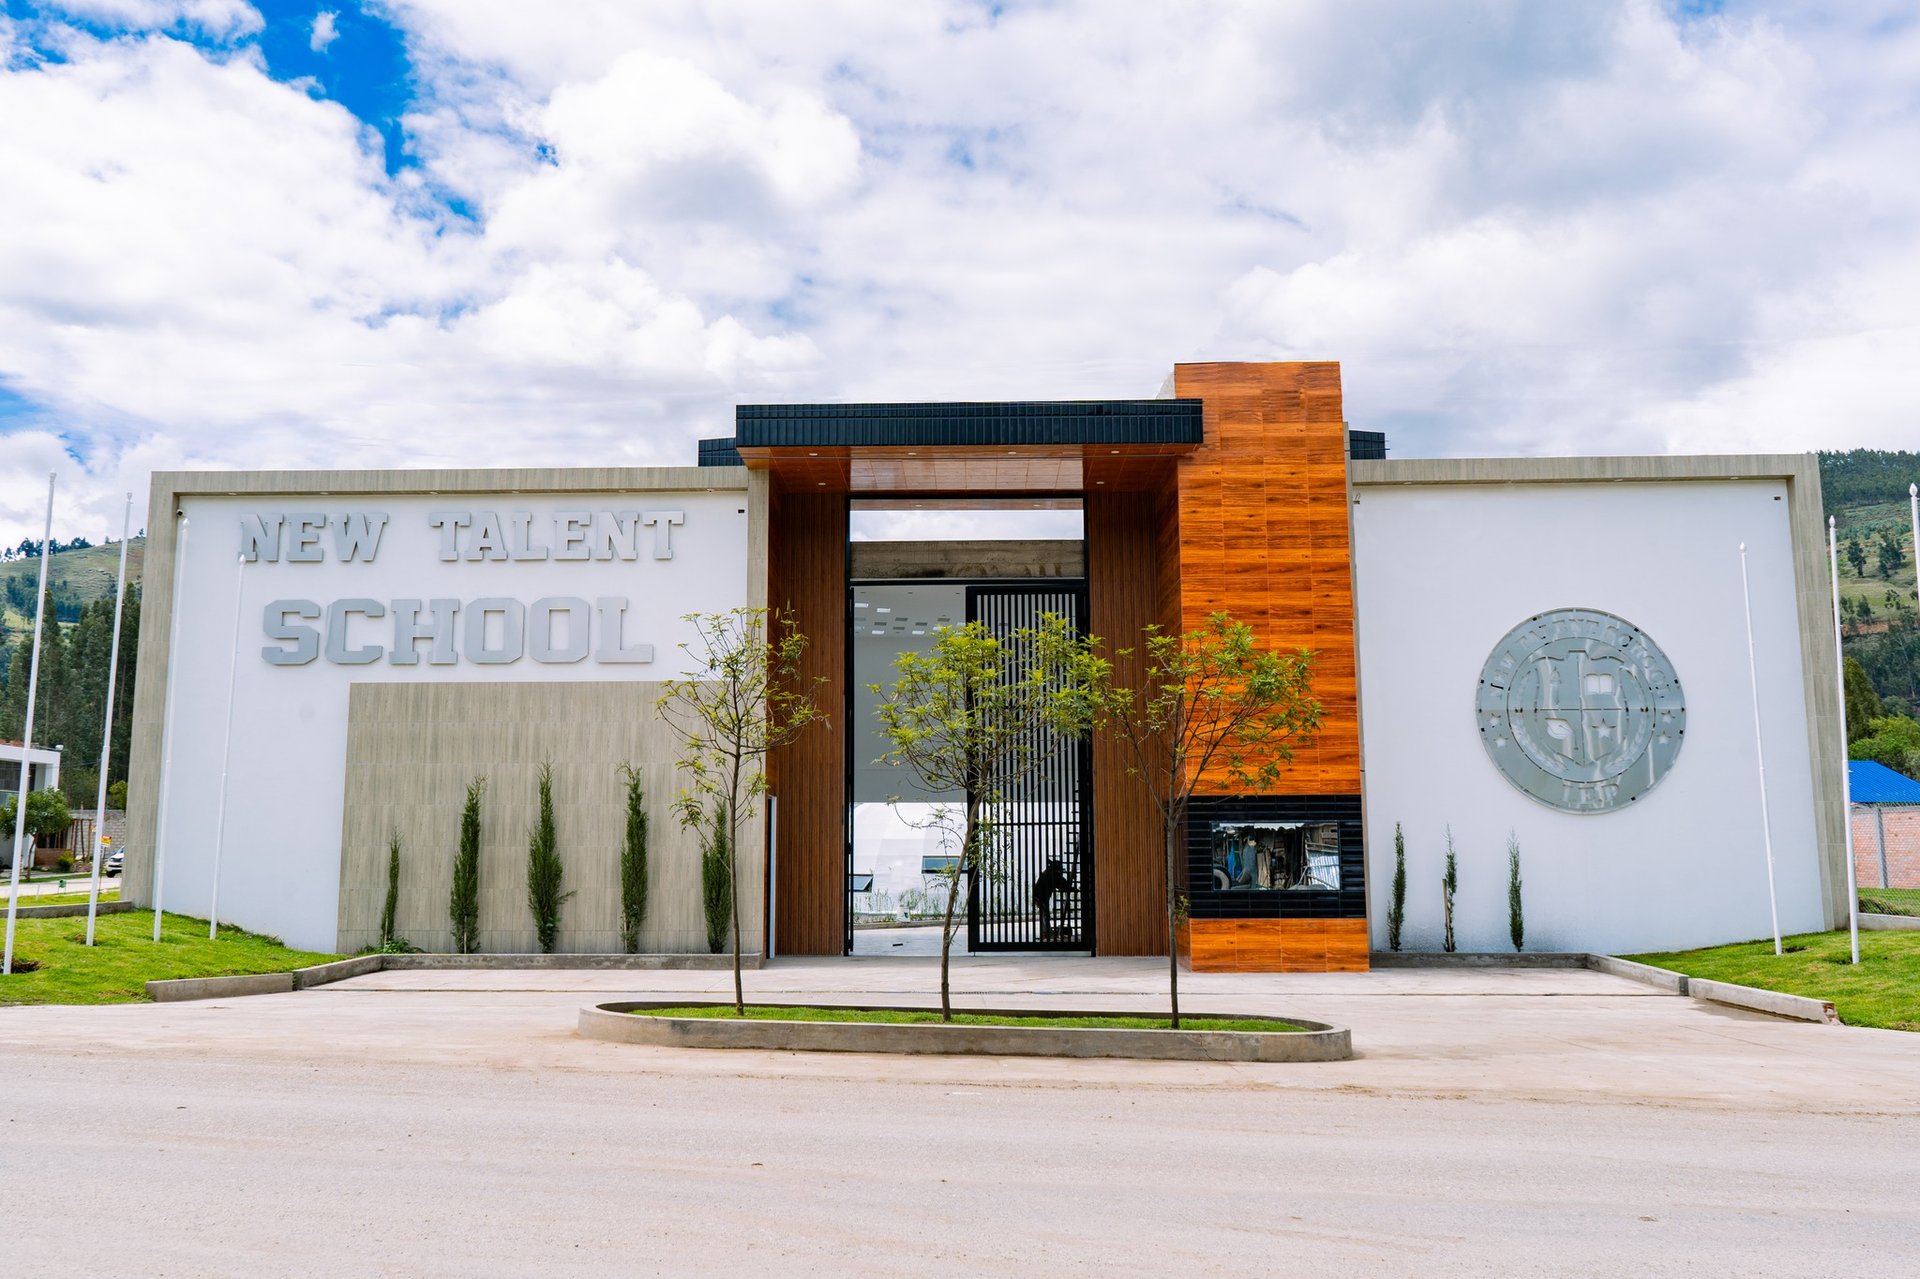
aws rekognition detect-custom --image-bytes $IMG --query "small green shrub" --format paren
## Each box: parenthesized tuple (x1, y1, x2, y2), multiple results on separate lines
(1507, 831, 1525, 953)
(700, 804, 731, 955)
(380, 832, 401, 948)
(1387, 823, 1407, 952)
(618, 764, 649, 954)
(526, 762, 572, 954)
(107, 780, 128, 810)
(450, 776, 484, 954)
(1442, 826, 1458, 954)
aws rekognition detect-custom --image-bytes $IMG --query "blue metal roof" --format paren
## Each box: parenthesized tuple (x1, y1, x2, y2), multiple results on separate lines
(1850, 759, 1920, 805)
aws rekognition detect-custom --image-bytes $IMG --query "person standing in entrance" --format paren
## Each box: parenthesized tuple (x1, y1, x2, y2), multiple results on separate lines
(1033, 856, 1073, 942)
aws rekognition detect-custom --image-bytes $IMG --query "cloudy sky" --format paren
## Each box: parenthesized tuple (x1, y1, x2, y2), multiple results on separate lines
(1, 0, 1917, 543)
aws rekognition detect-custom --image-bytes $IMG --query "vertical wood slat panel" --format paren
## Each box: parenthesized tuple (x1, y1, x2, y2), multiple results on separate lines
(1087, 484, 1170, 956)
(1171, 362, 1361, 796)
(767, 486, 847, 955)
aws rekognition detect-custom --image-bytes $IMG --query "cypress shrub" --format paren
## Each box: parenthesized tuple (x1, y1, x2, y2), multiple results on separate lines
(526, 762, 571, 953)
(1442, 826, 1459, 954)
(1387, 822, 1407, 952)
(447, 772, 483, 952)
(1507, 831, 1525, 953)
(450, 777, 484, 954)
(700, 803, 731, 955)
(380, 832, 401, 948)
(618, 764, 649, 954)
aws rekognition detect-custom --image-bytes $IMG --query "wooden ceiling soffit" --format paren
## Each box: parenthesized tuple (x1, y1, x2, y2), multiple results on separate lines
(743, 444, 1188, 494)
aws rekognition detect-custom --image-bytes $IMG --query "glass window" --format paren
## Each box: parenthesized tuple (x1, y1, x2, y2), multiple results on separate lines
(1209, 821, 1340, 891)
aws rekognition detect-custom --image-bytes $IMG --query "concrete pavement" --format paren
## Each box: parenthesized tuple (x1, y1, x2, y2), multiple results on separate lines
(2, 956, 1917, 1275)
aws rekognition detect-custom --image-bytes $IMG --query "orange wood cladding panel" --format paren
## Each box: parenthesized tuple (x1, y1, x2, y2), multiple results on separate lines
(1170, 362, 1361, 797)
(1086, 483, 1174, 956)
(766, 486, 847, 956)
(1177, 918, 1370, 973)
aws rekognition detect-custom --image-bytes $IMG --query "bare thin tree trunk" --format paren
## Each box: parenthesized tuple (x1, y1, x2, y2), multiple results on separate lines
(1165, 817, 1180, 1029)
(728, 759, 744, 1016)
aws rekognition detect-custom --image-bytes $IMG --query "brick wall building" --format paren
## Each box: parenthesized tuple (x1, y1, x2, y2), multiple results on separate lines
(1853, 805, 1920, 890)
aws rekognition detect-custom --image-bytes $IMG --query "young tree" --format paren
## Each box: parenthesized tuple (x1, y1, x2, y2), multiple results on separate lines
(1388, 823, 1407, 952)
(525, 761, 570, 953)
(1847, 538, 1868, 577)
(659, 609, 826, 1014)
(1084, 613, 1319, 1028)
(1442, 827, 1459, 954)
(617, 764, 650, 954)
(449, 777, 485, 954)
(1507, 831, 1524, 953)
(871, 613, 1093, 1022)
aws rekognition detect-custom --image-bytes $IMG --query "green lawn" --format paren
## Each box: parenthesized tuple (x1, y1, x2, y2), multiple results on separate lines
(0, 910, 337, 1006)
(1859, 886, 1920, 918)
(3, 890, 121, 907)
(631, 1005, 1307, 1032)
(1628, 930, 1920, 1032)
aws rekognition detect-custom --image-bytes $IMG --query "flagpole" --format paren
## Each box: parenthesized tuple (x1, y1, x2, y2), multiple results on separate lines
(85, 493, 133, 946)
(151, 513, 189, 942)
(1739, 541, 1784, 957)
(1909, 483, 1918, 616)
(1829, 517, 1861, 964)
(4, 473, 57, 976)
(206, 552, 246, 940)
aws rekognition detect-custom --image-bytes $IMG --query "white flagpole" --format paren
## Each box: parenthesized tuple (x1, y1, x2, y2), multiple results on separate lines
(1829, 517, 1860, 965)
(206, 551, 246, 940)
(1909, 483, 1918, 615)
(85, 493, 133, 946)
(151, 513, 189, 942)
(1739, 541, 1784, 957)
(4, 473, 57, 976)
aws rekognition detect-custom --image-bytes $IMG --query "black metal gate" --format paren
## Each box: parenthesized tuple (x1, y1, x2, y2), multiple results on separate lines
(964, 585, 1093, 952)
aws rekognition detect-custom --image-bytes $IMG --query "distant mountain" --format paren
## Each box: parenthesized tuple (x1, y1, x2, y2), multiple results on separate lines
(1822, 451, 1919, 726)
(0, 537, 145, 643)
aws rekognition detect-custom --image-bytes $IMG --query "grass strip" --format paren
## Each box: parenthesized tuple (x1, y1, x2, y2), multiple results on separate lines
(0, 910, 338, 1006)
(631, 1005, 1306, 1032)
(2, 891, 123, 908)
(1627, 929, 1920, 1032)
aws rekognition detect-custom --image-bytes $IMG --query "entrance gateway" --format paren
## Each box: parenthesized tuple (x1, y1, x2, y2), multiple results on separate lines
(718, 365, 1372, 968)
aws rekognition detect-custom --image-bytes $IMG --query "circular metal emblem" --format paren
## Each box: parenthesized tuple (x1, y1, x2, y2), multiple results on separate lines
(1475, 608, 1684, 813)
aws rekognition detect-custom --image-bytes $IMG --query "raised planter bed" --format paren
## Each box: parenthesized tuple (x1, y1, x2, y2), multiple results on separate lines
(577, 1001, 1353, 1062)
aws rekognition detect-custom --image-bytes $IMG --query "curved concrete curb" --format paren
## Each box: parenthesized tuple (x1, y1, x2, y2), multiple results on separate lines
(292, 955, 386, 989)
(1688, 978, 1837, 1025)
(1585, 954, 1689, 993)
(578, 1002, 1354, 1062)
(9, 900, 135, 920)
(146, 972, 295, 1002)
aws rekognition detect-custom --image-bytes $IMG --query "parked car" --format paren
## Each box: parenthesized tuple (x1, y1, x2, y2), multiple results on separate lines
(104, 847, 124, 877)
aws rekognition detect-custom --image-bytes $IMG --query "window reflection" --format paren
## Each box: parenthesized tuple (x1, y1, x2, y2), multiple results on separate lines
(1210, 821, 1340, 891)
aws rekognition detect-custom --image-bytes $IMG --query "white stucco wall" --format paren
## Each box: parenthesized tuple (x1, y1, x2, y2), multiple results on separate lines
(1353, 478, 1824, 955)
(152, 492, 749, 952)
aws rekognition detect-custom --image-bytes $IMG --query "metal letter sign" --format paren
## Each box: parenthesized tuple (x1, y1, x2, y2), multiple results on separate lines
(1476, 608, 1685, 813)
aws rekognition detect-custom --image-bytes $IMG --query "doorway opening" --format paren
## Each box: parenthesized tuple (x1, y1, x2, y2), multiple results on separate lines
(846, 499, 1094, 957)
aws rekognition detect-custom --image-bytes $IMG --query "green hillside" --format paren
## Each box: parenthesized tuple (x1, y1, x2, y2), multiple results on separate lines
(0, 537, 145, 643)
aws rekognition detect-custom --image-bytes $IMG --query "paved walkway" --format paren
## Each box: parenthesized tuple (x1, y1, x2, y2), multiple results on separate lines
(3, 957, 1917, 1275)
(1, 875, 118, 899)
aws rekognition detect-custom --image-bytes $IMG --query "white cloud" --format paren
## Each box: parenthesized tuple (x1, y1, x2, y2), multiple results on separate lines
(40, 0, 261, 40)
(309, 10, 337, 53)
(3, 0, 1920, 543)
